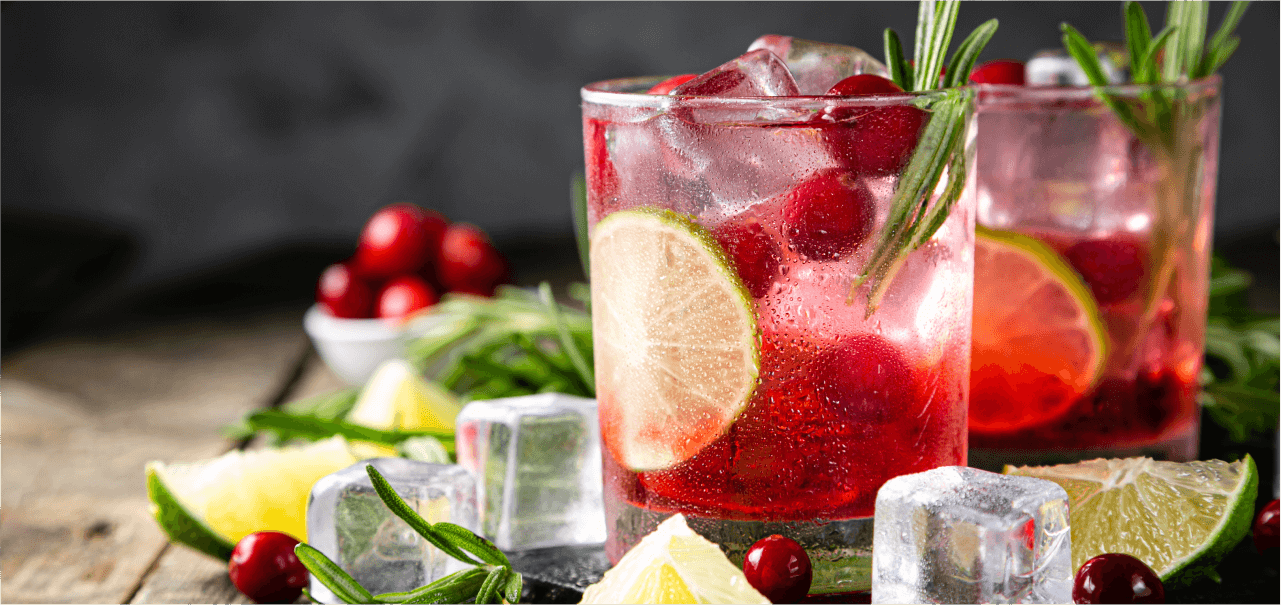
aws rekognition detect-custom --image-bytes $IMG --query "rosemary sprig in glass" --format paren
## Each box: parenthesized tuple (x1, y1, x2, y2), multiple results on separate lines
(850, 0, 997, 312)
(296, 464, 522, 604)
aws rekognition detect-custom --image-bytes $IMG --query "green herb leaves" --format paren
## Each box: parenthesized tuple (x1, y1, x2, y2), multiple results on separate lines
(294, 465, 522, 604)
(1201, 258, 1280, 444)
(857, 0, 994, 312)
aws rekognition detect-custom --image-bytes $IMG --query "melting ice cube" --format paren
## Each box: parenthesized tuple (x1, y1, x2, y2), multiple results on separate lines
(872, 466, 1072, 604)
(674, 48, 800, 97)
(748, 34, 890, 94)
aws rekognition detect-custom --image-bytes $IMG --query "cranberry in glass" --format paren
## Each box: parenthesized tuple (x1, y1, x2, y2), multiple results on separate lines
(648, 73, 697, 94)
(228, 531, 309, 604)
(1255, 499, 1279, 553)
(1072, 553, 1165, 604)
(969, 60, 1026, 85)
(820, 75, 926, 178)
(715, 217, 782, 298)
(316, 263, 374, 319)
(1064, 238, 1147, 305)
(743, 534, 812, 604)
(782, 168, 875, 260)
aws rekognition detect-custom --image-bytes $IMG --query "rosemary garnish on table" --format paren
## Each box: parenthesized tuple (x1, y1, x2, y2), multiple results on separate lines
(296, 465, 522, 604)
(851, 0, 997, 313)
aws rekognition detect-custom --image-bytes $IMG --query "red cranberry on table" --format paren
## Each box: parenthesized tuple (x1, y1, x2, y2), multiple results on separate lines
(436, 223, 509, 294)
(228, 531, 309, 604)
(316, 263, 374, 319)
(821, 74, 926, 178)
(376, 275, 438, 320)
(743, 534, 812, 604)
(354, 203, 448, 279)
(782, 168, 875, 260)
(969, 60, 1026, 85)
(1255, 499, 1280, 553)
(1072, 553, 1165, 604)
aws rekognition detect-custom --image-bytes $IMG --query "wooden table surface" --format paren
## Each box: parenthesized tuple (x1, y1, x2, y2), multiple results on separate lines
(3, 308, 346, 603)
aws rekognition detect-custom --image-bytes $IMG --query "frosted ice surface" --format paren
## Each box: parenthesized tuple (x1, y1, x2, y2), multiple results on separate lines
(306, 458, 478, 604)
(455, 393, 605, 551)
(674, 48, 800, 97)
(748, 34, 890, 94)
(872, 466, 1072, 604)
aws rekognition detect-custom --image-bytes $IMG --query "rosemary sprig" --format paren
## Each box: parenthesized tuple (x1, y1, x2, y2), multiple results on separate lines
(854, 0, 995, 312)
(295, 464, 523, 604)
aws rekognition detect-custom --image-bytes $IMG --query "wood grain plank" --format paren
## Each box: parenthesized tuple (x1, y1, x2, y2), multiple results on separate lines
(1, 311, 309, 603)
(128, 351, 347, 604)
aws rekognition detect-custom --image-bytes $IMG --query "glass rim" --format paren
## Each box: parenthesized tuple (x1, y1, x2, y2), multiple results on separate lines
(581, 75, 960, 109)
(972, 73, 1221, 101)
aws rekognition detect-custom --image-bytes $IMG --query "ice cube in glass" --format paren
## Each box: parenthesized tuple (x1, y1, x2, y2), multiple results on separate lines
(674, 48, 799, 97)
(455, 393, 605, 550)
(748, 34, 889, 94)
(872, 466, 1072, 604)
(306, 458, 478, 604)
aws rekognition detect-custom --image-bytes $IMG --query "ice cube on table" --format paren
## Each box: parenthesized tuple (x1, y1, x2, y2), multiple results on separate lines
(455, 393, 605, 551)
(674, 48, 799, 97)
(306, 458, 478, 604)
(872, 466, 1072, 604)
(1026, 43, 1129, 86)
(748, 34, 890, 95)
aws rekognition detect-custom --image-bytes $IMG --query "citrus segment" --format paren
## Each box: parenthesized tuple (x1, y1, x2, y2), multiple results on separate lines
(970, 226, 1107, 433)
(1006, 456, 1258, 585)
(590, 208, 759, 472)
(346, 359, 461, 433)
(147, 436, 387, 552)
(580, 514, 770, 604)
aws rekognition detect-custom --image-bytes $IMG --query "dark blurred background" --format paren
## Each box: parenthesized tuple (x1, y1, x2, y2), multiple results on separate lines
(4, 1, 1278, 351)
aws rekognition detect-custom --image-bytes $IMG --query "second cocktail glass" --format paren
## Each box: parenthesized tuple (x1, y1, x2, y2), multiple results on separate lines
(582, 69, 976, 594)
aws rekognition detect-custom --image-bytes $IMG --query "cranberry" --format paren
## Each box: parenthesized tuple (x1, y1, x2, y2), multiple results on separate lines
(743, 534, 812, 604)
(648, 74, 697, 95)
(376, 275, 437, 320)
(815, 334, 913, 425)
(715, 217, 782, 298)
(435, 223, 508, 293)
(782, 168, 875, 260)
(316, 262, 374, 319)
(584, 117, 620, 211)
(969, 60, 1026, 85)
(1255, 499, 1280, 553)
(354, 203, 447, 278)
(228, 531, 309, 604)
(820, 75, 926, 177)
(1072, 553, 1165, 604)
(1064, 238, 1147, 305)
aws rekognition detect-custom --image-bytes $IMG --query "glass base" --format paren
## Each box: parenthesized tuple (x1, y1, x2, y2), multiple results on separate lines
(968, 423, 1198, 471)
(606, 497, 874, 594)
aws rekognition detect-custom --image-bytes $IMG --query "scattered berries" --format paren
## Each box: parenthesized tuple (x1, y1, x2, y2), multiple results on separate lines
(1072, 553, 1165, 604)
(1255, 499, 1279, 554)
(228, 531, 309, 604)
(743, 534, 813, 604)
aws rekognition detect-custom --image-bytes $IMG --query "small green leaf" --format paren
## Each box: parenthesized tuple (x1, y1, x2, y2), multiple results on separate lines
(294, 543, 379, 604)
(1124, 1, 1154, 80)
(883, 28, 911, 90)
(943, 19, 999, 88)
(913, 0, 960, 92)
(475, 567, 509, 604)
(540, 282, 595, 392)
(571, 172, 590, 278)
(503, 571, 524, 604)
(433, 522, 512, 568)
(365, 465, 484, 566)
(375, 568, 489, 604)
(246, 409, 455, 445)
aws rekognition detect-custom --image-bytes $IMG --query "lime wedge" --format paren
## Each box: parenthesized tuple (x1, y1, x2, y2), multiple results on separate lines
(146, 435, 393, 556)
(971, 226, 1108, 433)
(580, 514, 769, 604)
(590, 208, 760, 471)
(346, 359, 461, 433)
(1006, 456, 1258, 585)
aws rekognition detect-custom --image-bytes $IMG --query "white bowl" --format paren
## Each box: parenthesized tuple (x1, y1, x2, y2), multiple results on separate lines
(303, 305, 442, 386)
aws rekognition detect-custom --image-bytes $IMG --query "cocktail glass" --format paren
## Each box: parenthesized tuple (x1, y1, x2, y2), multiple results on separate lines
(581, 76, 976, 594)
(968, 78, 1221, 465)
